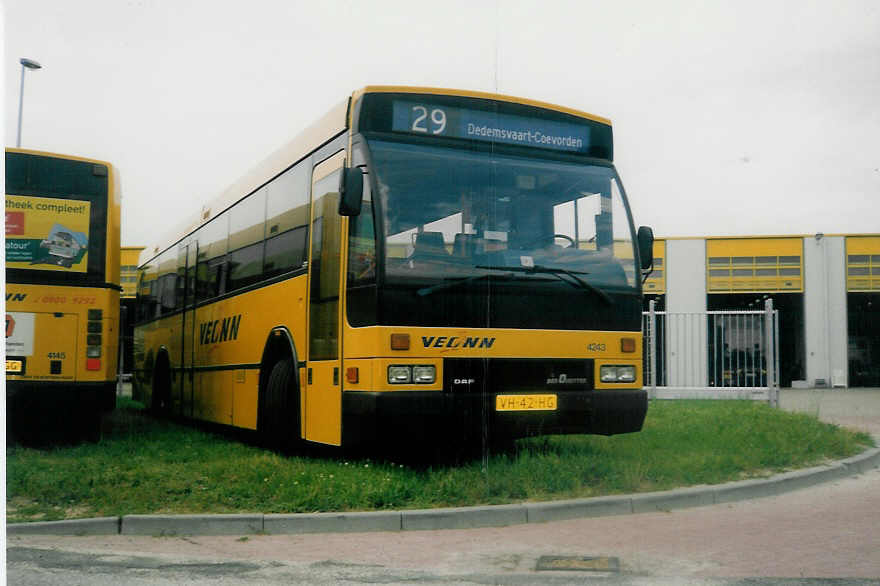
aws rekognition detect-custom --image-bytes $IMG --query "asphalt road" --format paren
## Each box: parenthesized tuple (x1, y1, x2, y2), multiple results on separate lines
(7, 389, 880, 584)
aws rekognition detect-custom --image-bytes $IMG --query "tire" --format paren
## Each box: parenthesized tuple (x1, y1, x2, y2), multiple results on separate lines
(260, 358, 300, 452)
(151, 359, 171, 417)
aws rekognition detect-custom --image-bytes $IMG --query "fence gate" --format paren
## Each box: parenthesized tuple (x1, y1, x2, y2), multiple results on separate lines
(642, 299, 780, 406)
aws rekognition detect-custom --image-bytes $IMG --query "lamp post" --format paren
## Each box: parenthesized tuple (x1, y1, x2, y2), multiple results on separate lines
(16, 58, 43, 148)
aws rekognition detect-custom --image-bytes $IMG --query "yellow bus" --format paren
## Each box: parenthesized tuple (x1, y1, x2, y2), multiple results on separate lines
(6, 148, 122, 440)
(133, 86, 654, 453)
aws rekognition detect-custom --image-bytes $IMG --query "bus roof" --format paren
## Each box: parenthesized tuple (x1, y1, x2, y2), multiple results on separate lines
(356, 86, 612, 126)
(142, 97, 350, 263)
(5, 147, 114, 168)
(141, 86, 612, 265)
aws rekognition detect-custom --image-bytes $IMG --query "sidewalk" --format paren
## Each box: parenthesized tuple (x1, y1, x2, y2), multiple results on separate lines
(779, 387, 880, 436)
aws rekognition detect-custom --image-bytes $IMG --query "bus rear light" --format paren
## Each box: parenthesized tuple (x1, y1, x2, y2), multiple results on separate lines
(87, 334, 102, 346)
(86, 358, 101, 371)
(346, 367, 359, 384)
(87, 321, 102, 333)
(87, 346, 102, 358)
(88, 309, 103, 320)
(621, 337, 636, 353)
(390, 333, 410, 350)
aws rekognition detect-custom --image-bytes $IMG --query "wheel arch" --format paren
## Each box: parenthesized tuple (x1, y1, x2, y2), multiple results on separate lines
(257, 327, 302, 427)
(150, 345, 172, 413)
(152, 345, 172, 381)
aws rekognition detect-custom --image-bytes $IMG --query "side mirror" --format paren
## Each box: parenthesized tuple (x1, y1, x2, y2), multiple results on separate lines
(637, 226, 654, 271)
(338, 165, 364, 217)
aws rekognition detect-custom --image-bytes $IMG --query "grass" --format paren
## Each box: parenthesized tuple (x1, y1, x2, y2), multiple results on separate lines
(6, 397, 873, 523)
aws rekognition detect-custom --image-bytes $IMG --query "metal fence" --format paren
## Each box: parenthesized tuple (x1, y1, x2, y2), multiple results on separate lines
(642, 299, 780, 406)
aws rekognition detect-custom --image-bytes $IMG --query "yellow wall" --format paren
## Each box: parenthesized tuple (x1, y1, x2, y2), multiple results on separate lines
(706, 237, 803, 293)
(643, 240, 666, 294)
(121, 246, 145, 298)
(846, 236, 880, 292)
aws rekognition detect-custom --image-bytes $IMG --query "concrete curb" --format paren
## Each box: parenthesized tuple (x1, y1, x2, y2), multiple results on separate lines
(264, 511, 401, 534)
(8, 445, 880, 537)
(120, 514, 263, 536)
(402, 503, 527, 531)
(5, 516, 120, 536)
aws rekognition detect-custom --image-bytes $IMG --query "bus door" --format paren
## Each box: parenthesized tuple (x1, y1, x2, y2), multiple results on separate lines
(178, 240, 198, 417)
(304, 151, 345, 445)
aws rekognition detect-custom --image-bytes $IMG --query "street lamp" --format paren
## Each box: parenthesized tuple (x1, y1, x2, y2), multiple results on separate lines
(16, 57, 43, 148)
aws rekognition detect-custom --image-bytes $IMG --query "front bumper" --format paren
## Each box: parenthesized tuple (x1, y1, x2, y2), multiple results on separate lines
(342, 388, 647, 447)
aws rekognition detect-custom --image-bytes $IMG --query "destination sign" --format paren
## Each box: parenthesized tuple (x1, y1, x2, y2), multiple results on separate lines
(391, 100, 591, 154)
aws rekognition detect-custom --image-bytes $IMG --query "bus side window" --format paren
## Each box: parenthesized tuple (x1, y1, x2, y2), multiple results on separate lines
(227, 187, 267, 292)
(196, 212, 228, 301)
(147, 265, 159, 319)
(264, 160, 310, 278)
(157, 249, 177, 315)
(175, 243, 188, 312)
(136, 269, 157, 322)
(347, 170, 375, 286)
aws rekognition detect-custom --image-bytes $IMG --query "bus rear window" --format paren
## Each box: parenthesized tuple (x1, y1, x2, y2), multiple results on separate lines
(5, 152, 109, 283)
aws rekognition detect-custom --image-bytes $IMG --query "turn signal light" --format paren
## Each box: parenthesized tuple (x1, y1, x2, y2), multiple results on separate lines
(621, 337, 636, 353)
(390, 333, 410, 350)
(346, 367, 359, 384)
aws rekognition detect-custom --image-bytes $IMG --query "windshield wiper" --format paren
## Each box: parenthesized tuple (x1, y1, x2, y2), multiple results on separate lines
(475, 264, 613, 305)
(416, 271, 521, 297)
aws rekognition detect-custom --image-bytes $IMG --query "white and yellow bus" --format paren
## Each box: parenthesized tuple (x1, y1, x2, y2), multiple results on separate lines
(6, 148, 122, 439)
(133, 86, 654, 452)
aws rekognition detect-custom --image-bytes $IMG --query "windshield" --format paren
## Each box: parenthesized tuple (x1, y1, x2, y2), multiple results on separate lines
(370, 140, 637, 292)
(351, 138, 642, 331)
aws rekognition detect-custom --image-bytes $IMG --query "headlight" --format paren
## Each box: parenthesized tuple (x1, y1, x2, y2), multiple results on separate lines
(412, 365, 436, 384)
(600, 365, 636, 383)
(617, 366, 636, 382)
(388, 365, 436, 384)
(388, 365, 412, 384)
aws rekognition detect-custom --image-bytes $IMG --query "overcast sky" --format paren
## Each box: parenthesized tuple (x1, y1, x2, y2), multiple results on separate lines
(4, 0, 879, 248)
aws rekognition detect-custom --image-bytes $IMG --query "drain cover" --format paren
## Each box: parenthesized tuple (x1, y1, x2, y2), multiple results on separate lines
(535, 556, 620, 572)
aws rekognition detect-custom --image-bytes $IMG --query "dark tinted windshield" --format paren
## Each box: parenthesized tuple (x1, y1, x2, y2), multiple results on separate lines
(354, 139, 642, 330)
(371, 140, 638, 291)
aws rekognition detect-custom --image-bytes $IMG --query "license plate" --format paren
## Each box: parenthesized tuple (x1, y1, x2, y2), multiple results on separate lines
(495, 394, 557, 412)
(6, 359, 23, 374)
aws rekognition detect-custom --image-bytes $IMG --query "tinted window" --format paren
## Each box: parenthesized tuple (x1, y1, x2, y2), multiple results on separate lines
(196, 213, 228, 300)
(347, 171, 376, 287)
(5, 151, 110, 284)
(227, 187, 266, 292)
(137, 262, 159, 321)
(264, 162, 310, 277)
(156, 249, 177, 316)
(309, 164, 343, 360)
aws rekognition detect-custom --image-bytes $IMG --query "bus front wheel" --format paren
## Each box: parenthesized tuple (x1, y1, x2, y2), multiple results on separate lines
(151, 358, 171, 416)
(260, 358, 300, 452)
